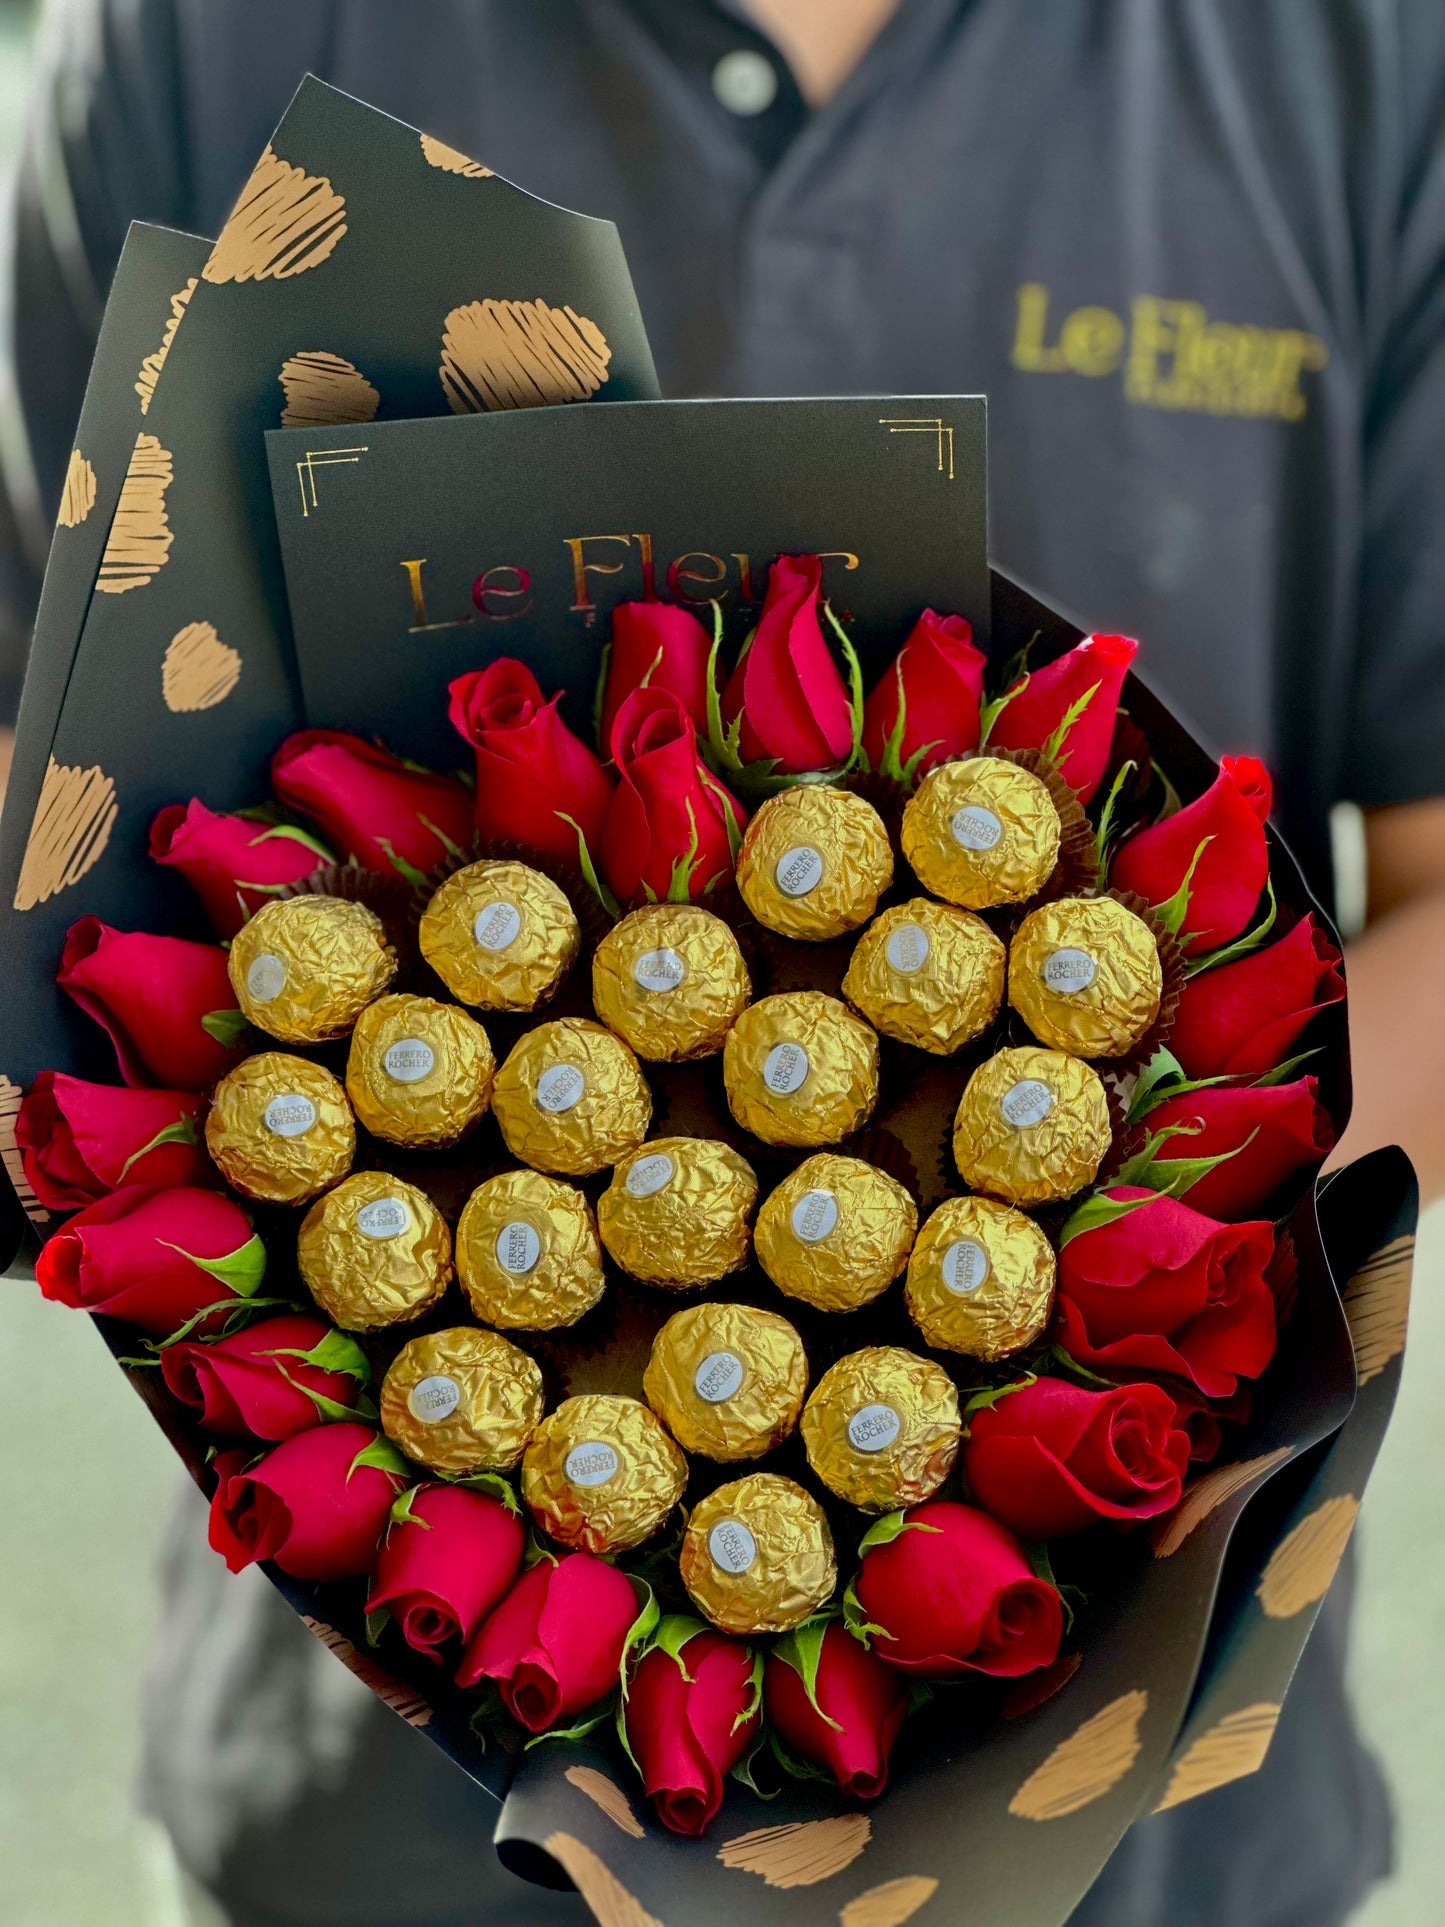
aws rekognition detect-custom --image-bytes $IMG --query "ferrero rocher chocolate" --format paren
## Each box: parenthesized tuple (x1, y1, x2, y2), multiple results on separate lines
(380, 1326, 543, 1475)
(1009, 896, 1162, 1058)
(735, 785, 894, 941)
(901, 756, 1061, 908)
(801, 1346, 961, 1513)
(592, 904, 750, 1062)
(722, 992, 879, 1148)
(346, 994, 495, 1148)
(521, 1393, 687, 1554)
(456, 1169, 604, 1330)
(297, 1171, 452, 1331)
(229, 896, 397, 1044)
(680, 1474, 835, 1634)
(206, 1052, 354, 1205)
(419, 860, 579, 1012)
(643, 1303, 807, 1459)
(905, 1195, 1057, 1358)
(492, 1017, 651, 1176)
(598, 1138, 758, 1289)
(842, 897, 1006, 1054)
(754, 1153, 917, 1312)
(953, 1045, 1111, 1205)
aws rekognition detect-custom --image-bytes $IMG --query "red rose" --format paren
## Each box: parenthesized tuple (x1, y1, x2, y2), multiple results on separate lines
(207, 1422, 404, 1580)
(1110, 754, 1272, 953)
(1143, 1077, 1333, 1218)
(623, 1621, 760, 1835)
(721, 554, 853, 774)
(1168, 916, 1345, 1077)
(963, 1376, 1190, 1539)
(599, 687, 745, 905)
(16, 1073, 206, 1209)
(861, 609, 986, 778)
(1054, 1189, 1277, 1398)
(764, 1620, 909, 1798)
(366, 1485, 524, 1662)
(271, 729, 474, 881)
(850, 1502, 1064, 1677)
(987, 633, 1137, 803)
(447, 660, 613, 866)
(161, 1312, 364, 1439)
(455, 1550, 638, 1732)
(58, 918, 245, 1089)
(149, 799, 332, 937)
(35, 1184, 265, 1336)
(598, 600, 713, 756)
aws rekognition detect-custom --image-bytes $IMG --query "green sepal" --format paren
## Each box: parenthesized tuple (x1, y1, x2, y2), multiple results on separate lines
(348, 1435, 411, 1485)
(907, 1679, 934, 1717)
(770, 1614, 843, 1731)
(821, 600, 866, 777)
(1184, 876, 1278, 979)
(615, 1579, 661, 1770)
(116, 1353, 162, 1369)
(1124, 1046, 1209, 1126)
(200, 1008, 251, 1048)
(365, 1606, 392, 1647)
(1039, 679, 1101, 779)
(663, 800, 704, 904)
(525, 1705, 613, 1751)
(272, 1360, 370, 1425)
(158, 1232, 267, 1299)
(645, 1613, 705, 1681)
(979, 670, 1028, 748)
(1143, 1128, 1259, 1201)
(702, 603, 752, 779)
(729, 1718, 778, 1799)
(264, 1327, 372, 1383)
(1058, 1187, 1159, 1246)
(857, 1509, 942, 1556)
(961, 1373, 1037, 1420)
(445, 1470, 521, 1514)
(871, 657, 941, 790)
(1093, 759, 1138, 887)
(417, 813, 466, 863)
(522, 1527, 559, 1568)
(558, 813, 621, 918)
(733, 1645, 764, 1737)
(233, 801, 286, 825)
(248, 821, 334, 863)
(697, 764, 744, 863)
(1023, 1541, 1079, 1634)
(1149, 835, 1214, 937)
(591, 633, 614, 750)
(1250, 1048, 1323, 1088)
(466, 1683, 505, 1745)
(373, 838, 429, 888)
(841, 1576, 891, 1649)
(1048, 1345, 1117, 1389)
(389, 1484, 432, 1530)
(766, 1726, 835, 1786)
(150, 1294, 295, 1350)
(117, 1111, 199, 1182)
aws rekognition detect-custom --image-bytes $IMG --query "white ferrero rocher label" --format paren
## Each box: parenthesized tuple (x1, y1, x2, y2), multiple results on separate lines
(694, 1350, 745, 1404)
(383, 1038, 435, 1084)
(774, 844, 825, 898)
(535, 1062, 585, 1113)
(245, 952, 287, 1004)
(762, 1041, 809, 1096)
(791, 1189, 839, 1244)
(495, 1221, 542, 1275)
(885, 922, 931, 974)
(848, 1403, 902, 1453)
(625, 1152, 675, 1199)
(473, 901, 522, 952)
(408, 1374, 461, 1424)
(263, 1092, 317, 1138)
(951, 804, 1003, 852)
(356, 1197, 410, 1240)
(942, 1238, 991, 1295)
(1000, 1078, 1054, 1129)
(633, 946, 687, 993)
(708, 1518, 758, 1574)
(565, 1440, 620, 1488)
(1041, 947, 1097, 994)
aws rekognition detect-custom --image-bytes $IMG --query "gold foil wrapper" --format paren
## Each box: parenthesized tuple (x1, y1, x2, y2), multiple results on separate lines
(801, 1346, 961, 1513)
(521, 1392, 687, 1554)
(680, 1474, 836, 1634)
(722, 992, 879, 1148)
(592, 904, 750, 1062)
(345, 994, 494, 1148)
(905, 1194, 1057, 1358)
(598, 1137, 758, 1289)
(380, 1325, 544, 1475)
(842, 897, 1006, 1054)
(419, 859, 580, 1012)
(1009, 896, 1162, 1058)
(643, 1302, 807, 1460)
(229, 896, 397, 1044)
(206, 1051, 354, 1205)
(754, 1153, 917, 1312)
(735, 785, 894, 941)
(456, 1169, 604, 1330)
(953, 1045, 1111, 1205)
(297, 1170, 452, 1331)
(493, 1017, 651, 1176)
(901, 756, 1061, 908)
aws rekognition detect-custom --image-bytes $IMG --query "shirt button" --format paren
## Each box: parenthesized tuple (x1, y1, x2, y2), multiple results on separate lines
(712, 48, 779, 116)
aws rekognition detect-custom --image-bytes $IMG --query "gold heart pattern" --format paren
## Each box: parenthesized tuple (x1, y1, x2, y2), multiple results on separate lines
(1153, 1702, 1281, 1811)
(1341, 1233, 1413, 1384)
(440, 298, 612, 413)
(717, 1816, 872, 1889)
(0, 1075, 46, 1225)
(203, 145, 347, 285)
(839, 1876, 941, 1927)
(1008, 1689, 1149, 1821)
(278, 350, 381, 427)
(564, 1765, 646, 1839)
(541, 1833, 663, 1927)
(162, 621, 242, 712)
(1256, 1495, 1360, 1619)
(13, 757, 118, 911)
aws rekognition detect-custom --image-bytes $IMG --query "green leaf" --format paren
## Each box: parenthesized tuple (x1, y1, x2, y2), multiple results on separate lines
(264, 1327, 372, 1383)
(348, 1436, 411, 1484)
(1093, 758, 1138, 887)
(445, 1470, 521, 1514)
(374, 838, 429, 888)
(979, 671, 1028, 748)
(1039, 678, 1101, 777)
(364, 1606, 392, 1647)
(200, 1008, 250, 1048)
(389, 1484, 432, 1530)
(1184, 876, 1278, 979)
(1150, 835, 1214, 937)
(117, 1111, 200, 1182)
(525, 1706, 612, 1750)
(558, 813, 621, 918)
(248, 821, 334, 863)
(770, 1616, 843, 1731)
(157, 1232, 267, 1299)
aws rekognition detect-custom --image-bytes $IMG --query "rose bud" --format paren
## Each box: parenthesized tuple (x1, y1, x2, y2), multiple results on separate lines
(598, 599, 714, 755)
(1110, 754, 1272, 953)
(58, 918, 246, 1089)
(456, 1549, 639, 1732)
(161, 1312, 366, 1439)
(447, 659, 614, 866)
(1054, 1188, 1277, 1398)
(16, 1072, 206, 1209)
(35, 1184, 265, 1336)
(271, 729, 474, 882)
(861, 609, 986, 779)
(623, 1620, 761, 1835)
(366, 1484, 525, 1662)
(207, 1422, 404, 1580)
(600, 687, 746, 905)
(850, 1502, 1064, 1677)
(149, 799, 333, 938)
(987, 632, 1137, 803)
(764, 1619, 909, 1798)
(721, 554, 853, 774)
(962, 1376, 1190, 1539)
(1168, 915, 1345, 1078)
(1142, 1076, 1333, 1218)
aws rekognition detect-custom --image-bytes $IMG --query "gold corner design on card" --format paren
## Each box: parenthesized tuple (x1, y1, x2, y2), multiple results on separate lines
(278, 351, 381, 428)
(440, 298, 612, 413)
(203, 145, 347, 284)
(419, 132, 493, 177)
(298, 1615, 433, 1726)
(540, 1833, 664, 1927)
(839, 1875, 940, 1927)
(1008, 1689, 1148, 1821)
(564, 1765, 646, 1839)
(1153, 1703, 1281, 1811)
(1256, 1495, 1360, 1618)
(717, 1816, 871, 1888)
(1150, 1447, 1293, 1558)
(878, 417, 955, 480)
(58, 449, 96, 528)
(1341, 1233, 1413, 1384)
(162, 621, 242, 712)
(13, 757, 118, 911)
(135, 279, 198, 414)
(96, 433, 173, 592)
(0, 1074, 48, 1226)
(294, 445, 370, 518)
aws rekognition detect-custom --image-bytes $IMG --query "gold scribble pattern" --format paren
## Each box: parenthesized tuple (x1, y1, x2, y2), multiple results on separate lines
(163, 622, 241, 712)
(565, 1765, 646, 1839)
(96, 433, 173, 592)
(420, 132, 493, 177)
(1257, 1495, 1360, 1618)
(1151, 1448, 1293, 1558)
(718, 1815, 871, 1888)
(1342, 1235, 1413, 1384)
(278, 351, 381, 427)
(0, 1076, 48, 1226)
(135, 279, 197, 412)
(299, 1616, 432, 1725)
(440, 298, 611, 413)
(58, 449, 96, 528)
(541, 1833, 663, 1927)
(839, 1875, 940, 1927)
(1008, 1690, 1149, 1821)
(14, 758, 118, 910)
(1154, 1703, 1281, 1811)
(204, 146, 347, 284)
